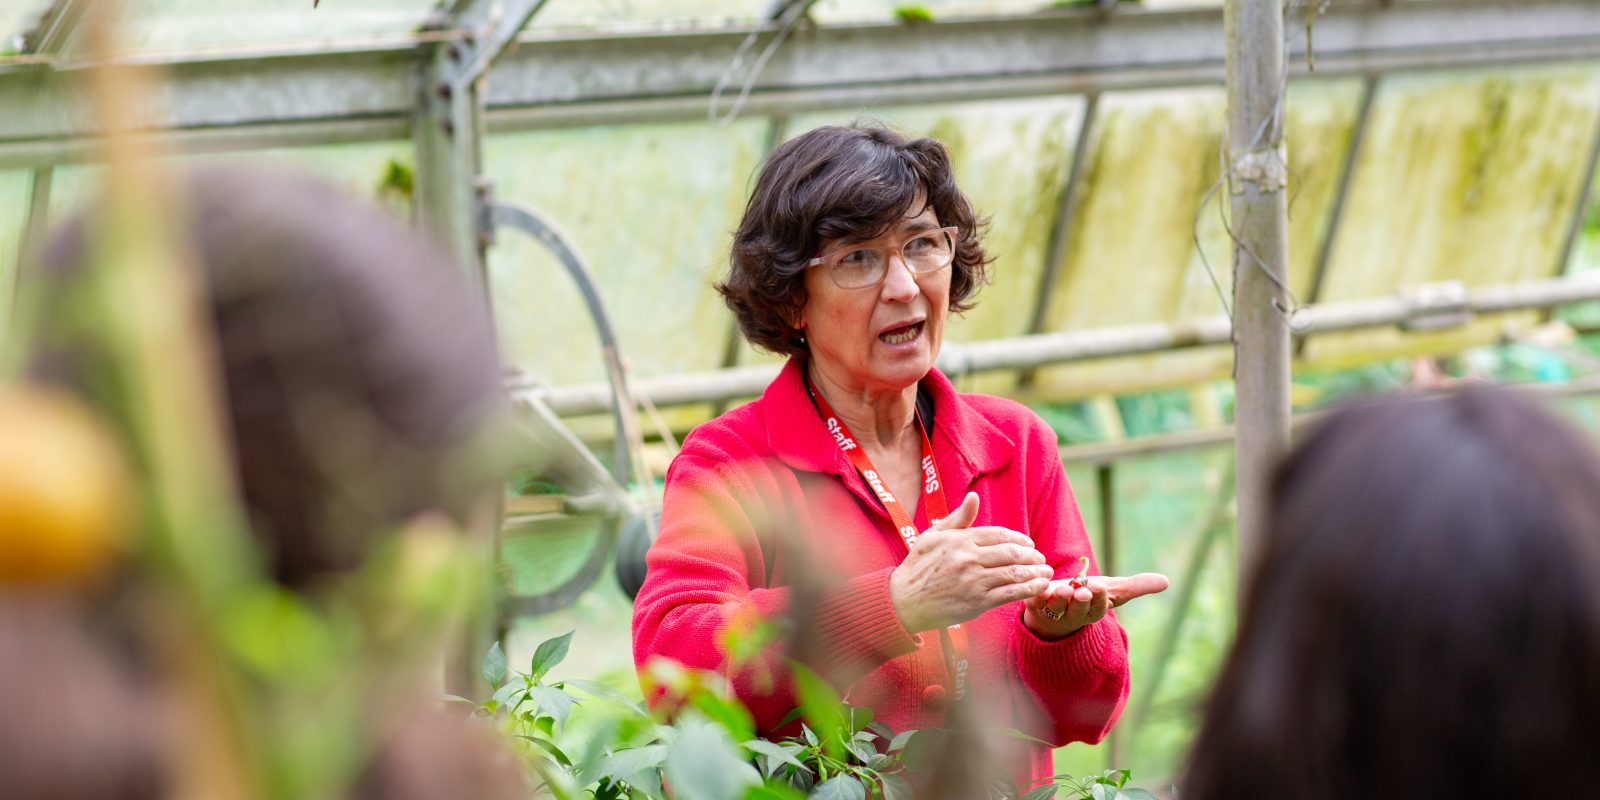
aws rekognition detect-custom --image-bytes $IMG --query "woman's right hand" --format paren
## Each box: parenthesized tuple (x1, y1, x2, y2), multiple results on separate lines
(889, 492, 1054, 633)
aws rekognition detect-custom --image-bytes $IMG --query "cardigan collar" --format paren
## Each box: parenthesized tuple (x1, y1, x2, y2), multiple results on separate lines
(762, 357, 1015, 495)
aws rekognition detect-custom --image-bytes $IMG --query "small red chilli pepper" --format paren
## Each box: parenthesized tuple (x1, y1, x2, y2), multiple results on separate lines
(1068, 556, 1090, 590)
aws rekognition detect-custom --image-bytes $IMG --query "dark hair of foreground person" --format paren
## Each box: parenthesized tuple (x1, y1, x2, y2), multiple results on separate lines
(1183, 389, 1600, 799)
(29, 165, 507, 589)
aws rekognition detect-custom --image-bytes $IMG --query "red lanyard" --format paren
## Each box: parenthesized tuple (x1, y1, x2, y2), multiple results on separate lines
(806, 374, 970, 702)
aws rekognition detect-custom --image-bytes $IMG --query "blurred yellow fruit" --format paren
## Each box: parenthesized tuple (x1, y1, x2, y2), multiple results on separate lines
(0, 384, 133, 588)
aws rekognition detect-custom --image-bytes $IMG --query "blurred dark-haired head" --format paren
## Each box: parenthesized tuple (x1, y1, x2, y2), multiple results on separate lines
(26, 164, 507, 589)
(0, 598, 165, 800)
(720, 123, 991, 356)
(1182, 389, 1600, 799)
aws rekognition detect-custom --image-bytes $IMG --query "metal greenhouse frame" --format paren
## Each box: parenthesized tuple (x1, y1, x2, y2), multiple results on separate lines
(8, 1, 1600, 673)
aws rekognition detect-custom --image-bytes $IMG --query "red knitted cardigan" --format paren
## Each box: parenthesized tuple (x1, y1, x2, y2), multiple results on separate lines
(631, 358, 1129, 789)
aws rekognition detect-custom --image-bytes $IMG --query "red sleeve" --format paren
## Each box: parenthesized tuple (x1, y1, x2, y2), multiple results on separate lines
(1006, 431, 1130, 746)
(630, 453, 921, 734)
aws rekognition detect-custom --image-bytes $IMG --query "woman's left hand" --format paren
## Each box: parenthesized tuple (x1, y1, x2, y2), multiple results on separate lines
(1022, 573, 1170, 639)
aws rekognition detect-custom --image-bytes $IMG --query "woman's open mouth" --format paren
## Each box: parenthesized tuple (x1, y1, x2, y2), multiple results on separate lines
(879, 320, 924, 346)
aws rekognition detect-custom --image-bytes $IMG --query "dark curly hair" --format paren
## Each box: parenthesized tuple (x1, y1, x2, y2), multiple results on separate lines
(719, 124, 991, 356)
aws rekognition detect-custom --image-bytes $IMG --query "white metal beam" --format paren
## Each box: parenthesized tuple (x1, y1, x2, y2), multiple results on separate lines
(1, 0, 1598, 168)
(524, 271, 1600, 417)
(20, 0, 92, 55)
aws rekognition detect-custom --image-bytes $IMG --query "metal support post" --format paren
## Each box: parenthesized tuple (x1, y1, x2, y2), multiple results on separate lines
(1226, 0, 1292, 589)
(410, 0, 552, 698)
(14, 167, 54, 307)
(1547, 99, 1600, 325)
(1021, 93, 1100, 388)
(413, 36, 490, 290)
(412, 0, 552, 291)
(1296, 75, 1377, 355)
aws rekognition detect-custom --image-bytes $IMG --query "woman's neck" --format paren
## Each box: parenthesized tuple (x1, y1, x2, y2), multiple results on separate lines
(807, 359, 919, 452)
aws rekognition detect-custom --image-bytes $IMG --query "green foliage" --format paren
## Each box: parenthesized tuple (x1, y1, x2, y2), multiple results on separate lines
(474, 632, 1155, 800)
(375, 157, 414, 200)
(893, 5, 933, 23)
(1048, 0, 1138, 7)
(1042, 769, 1158, 800)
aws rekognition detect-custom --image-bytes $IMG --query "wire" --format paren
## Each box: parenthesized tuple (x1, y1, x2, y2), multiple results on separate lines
(1191, 0, 1318, 334)
(707, 0, 818, 125)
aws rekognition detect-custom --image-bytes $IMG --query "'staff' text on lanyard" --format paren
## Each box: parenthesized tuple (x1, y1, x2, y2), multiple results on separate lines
(806, 375, 969, 702)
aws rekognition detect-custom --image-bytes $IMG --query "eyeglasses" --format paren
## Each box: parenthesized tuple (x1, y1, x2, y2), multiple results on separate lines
(807, 226, 959, 290)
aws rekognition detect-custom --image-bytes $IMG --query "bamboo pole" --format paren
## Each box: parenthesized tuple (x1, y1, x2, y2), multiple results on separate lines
(1226, 0, 1291, 589)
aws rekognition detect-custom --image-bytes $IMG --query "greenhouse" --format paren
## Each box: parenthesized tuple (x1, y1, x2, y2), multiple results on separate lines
(4, 0, 1600, 797)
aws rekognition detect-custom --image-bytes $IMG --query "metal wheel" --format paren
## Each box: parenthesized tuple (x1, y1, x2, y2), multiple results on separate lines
(489, 201, 657, 616)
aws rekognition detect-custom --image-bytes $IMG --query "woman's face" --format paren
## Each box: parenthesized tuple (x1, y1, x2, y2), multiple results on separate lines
(797, 200, 951, 394)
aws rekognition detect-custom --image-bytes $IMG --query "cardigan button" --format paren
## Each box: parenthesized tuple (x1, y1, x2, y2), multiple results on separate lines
(921, 684, 949, 709)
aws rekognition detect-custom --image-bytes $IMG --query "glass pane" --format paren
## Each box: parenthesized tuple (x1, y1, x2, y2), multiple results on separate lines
(528, 0, 1222, 35)
(1304, 64, 1600, 367)
(1030, 79, 1367, 399)
(483, 119, 768, 396)
(108, 0, 443, 55)
(531, 0, 759, 32)
(811, 0, 1221, 25)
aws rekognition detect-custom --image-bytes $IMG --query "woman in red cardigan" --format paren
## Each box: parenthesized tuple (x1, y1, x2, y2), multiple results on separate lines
(631, 124, 1168, 790)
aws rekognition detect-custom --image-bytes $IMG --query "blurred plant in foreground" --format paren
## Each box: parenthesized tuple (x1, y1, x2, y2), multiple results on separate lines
(476, 630, 1158, 800)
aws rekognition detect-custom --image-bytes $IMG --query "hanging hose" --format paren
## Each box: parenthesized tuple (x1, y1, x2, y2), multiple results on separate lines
(490, 201, 659, 613)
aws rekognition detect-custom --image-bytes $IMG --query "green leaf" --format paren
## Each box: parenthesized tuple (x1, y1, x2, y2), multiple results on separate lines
(490, 678, 523, 707)
(809, 775, 866, 800)
(802, 725, 819, 748)
(892, 4, 933, 23)
(531, 630, 575, 680)
(519, 735, 574, 768)
(746, 785, 808, 800)
(745, 740, 807, 774)
(440, 693, 475, 707)
(792, 665, 846, 755)
(846, 739, 877, 765)
(482, 641, 507, 687)
(866, 753, 896, 772)
(1022, 785, 1058, 800)
(992, 773, 1020, 800)
(1114, 790, 1158, 800)
(665, 718, 761, 800)
(690, 689, 757, 741)
(599, 744, 669, 781)
(846, 706, 873, 734)
(1000, 728, 1055, 748)
(528, 684, 577, 728)
(879, 774, 914, 800)
(785, 764, 816, 794)
(564, 678, 648, 714)
(777, 707, 806, 729)
(1090, 786, 1115, 800)
(896, 729, 947, 772)
(887, 731, 916, 752)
